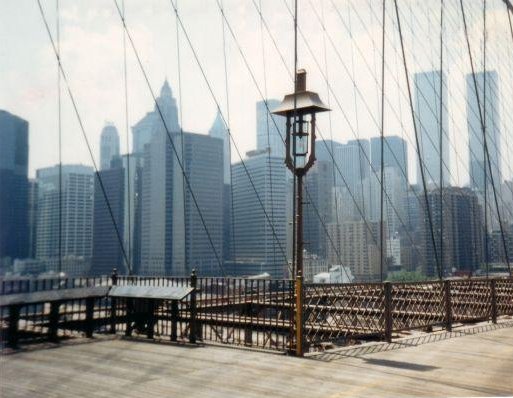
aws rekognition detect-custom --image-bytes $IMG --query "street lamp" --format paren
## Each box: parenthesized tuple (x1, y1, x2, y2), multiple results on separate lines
(272, 69, 330, 277)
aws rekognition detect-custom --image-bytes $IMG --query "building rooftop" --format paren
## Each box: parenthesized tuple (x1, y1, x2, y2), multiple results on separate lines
(2, 322, 512, 397)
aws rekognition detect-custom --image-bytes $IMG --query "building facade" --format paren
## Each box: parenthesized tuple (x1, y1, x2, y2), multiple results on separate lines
(232, 149, 288, 278)
(0, 110, 29, 268)
(99, 123, 120, 170)
(35, 165, 94, 274)
(414, 71, 450, 186)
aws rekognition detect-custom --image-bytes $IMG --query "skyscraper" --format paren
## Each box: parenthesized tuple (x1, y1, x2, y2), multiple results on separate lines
(209, 111, 233, 262)
(370, 135, 408, 189)
(414, 71, 449, 186)
(132, 80, 180, 154)
(91, 163, 126, 276)
(232, 149, 287, 278)
(99, 123, 120, 170)
(421, 187, 483, 276)
(138, 129, 224, 277)
(467, 70, 502, 191)
(256, 99, 285, 158)
(304, 160, 334, 259)
(0, 110, 29, 266)
(35, 165, 94, 274)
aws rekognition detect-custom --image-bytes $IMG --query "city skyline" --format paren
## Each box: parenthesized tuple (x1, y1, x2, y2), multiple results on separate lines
(1, 1, 512, 186)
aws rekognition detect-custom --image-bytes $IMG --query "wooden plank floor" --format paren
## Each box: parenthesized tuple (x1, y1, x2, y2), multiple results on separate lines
(1, 324, 513, 397)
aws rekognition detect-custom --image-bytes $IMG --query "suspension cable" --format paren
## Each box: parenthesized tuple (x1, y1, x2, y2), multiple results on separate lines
(166, 0, 291, 274)
(56, 0, 62, 274)
(460, 0, 511, 276)
(122, 0, 132, 275)
(174, 0, 188, 274)
(379, 0, 386, 281)
(36, 0, 132, 274)
(393, 0, 442, 279)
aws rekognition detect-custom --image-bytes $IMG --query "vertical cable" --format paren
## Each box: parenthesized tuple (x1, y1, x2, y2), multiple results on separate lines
(56, 0, 63, 274)
(258, 0, 276, 271)
(439, 0, 444, 277)
(292, 0, 298, 277)
(394, 0, 441, 279)
(220, 0, 236, 265)
(322, 0, 339, 260)
(483, 0, 489, 277)
(122, 0, 132, 275)
(379, 0, 386, 282)
(460, 0, 511, 277)
(174, 0, 188, 275)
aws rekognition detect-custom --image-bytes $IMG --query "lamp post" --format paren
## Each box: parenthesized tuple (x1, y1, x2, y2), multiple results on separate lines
(272, 69, 330, 277)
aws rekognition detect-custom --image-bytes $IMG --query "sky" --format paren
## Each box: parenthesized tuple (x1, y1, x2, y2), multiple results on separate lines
(1, 0, 512, 185)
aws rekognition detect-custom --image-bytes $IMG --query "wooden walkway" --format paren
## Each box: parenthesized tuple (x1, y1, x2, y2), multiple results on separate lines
(1, 323, 513, 397)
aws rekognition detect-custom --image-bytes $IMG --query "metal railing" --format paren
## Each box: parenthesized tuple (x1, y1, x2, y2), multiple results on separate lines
(1, 273, 512, 355)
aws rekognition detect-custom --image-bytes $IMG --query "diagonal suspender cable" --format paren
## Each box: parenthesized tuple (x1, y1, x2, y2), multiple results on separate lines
(121, 0, 132, 275)
(36, 0, 132, 274)
(165, 0, 291, 274)
(220, 0, 237, 264)
(257, 0, 277, 270)
(483, 0, 489, 278)
(56, 0, 62, 274)
(460, 0, 511, 277)
(174, 0, 188, 274)
(112, 0, 225, 276)
(439, 0, 444, 276)
(393, 0, 441, 280)
(379, 0, 386, 282)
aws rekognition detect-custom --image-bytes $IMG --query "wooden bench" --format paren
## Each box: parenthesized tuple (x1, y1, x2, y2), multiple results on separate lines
(0, 286, 110, 347)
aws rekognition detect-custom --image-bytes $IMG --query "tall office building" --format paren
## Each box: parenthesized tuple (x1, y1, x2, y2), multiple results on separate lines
(99, 123, 120, 170)
(27, 179, 38, 259)
(466, 71, 502, 191)
(209, 111, 233, 262)
(231, 149, 287, 278)
(304, 161, 334, 259)
(91, 163, 125, 276)
(35, 165, 94, 274)
(370, 135, 408, 189)
(209, 110, 230, 184)
(132, 80, 180, 154)
(138, 129, 224, 277)
(0, 110, 29, 266)
(256, 99, 285, 158)
(333, 140, 371, 221)
(414, 71, 449, 186)
(327, 220, 383, 282)
(421, 187, 483, 276)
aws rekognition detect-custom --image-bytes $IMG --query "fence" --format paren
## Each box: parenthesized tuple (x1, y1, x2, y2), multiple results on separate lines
(1, 273, 512, 355)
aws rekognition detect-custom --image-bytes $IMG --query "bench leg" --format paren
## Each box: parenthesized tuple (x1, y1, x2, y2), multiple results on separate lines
(7, 305, 21, 348)
(49, 302, 61, 342)
(85, 298, 95, 338)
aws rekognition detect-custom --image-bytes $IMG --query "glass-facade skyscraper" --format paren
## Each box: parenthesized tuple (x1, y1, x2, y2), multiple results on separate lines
(0, 110, 29, 266)
(466, 70, 502, 191)
(414, 71, 450, 186)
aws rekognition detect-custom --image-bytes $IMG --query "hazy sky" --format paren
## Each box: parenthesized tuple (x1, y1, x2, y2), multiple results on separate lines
(1, 0, 512, 185)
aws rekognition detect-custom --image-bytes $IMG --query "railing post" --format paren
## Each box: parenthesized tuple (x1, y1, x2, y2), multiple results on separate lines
(7, 304, 21, 348)
(384, 282, 393, 343)
(189, 269, 197, 344)
(85, 297, 95, 338)
(49, 301, 61, 342)
(171, 300, 178, 342)
(110, 268, 118, 334)
(295, 271, 304, 357)
(444, 280, 452, 332)
(146, 299, 155, 339)
(490, 279, 497, 324)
